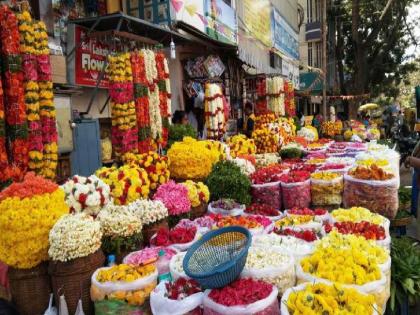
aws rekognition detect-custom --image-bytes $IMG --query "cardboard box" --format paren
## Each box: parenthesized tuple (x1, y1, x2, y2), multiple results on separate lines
(50, 55, 67, 84)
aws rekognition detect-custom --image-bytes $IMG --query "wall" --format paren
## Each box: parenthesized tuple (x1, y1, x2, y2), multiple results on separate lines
(272, 0, 299, 32)
(71, 88, 111, 118)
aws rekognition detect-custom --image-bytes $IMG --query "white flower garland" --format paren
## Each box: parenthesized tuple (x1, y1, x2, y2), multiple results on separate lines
(149, 86, 163, 139)
(128, 199, 168, 225)
(97, 204, 142, 237)
(48, 213, 102, 262)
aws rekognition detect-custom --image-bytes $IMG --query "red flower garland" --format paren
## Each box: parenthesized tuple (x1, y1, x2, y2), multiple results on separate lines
(155, 52, 170, 148)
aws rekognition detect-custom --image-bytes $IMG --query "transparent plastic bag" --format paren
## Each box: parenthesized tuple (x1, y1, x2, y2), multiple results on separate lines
(240, 254, 296, 295)
(150, 281, 204, 315)
(202, 286, 279, 315)
(251, 181, 282, 210)
(43, 294, 58, 315)
(280, 283, 379, 315)
(90, 267, 158, 306)
(311, 175, 344, 206)
(207, 203, 245, 216)
(296, 264, 389, 314)
(281, 179, 311, 209)
(343, 174, 399, 219)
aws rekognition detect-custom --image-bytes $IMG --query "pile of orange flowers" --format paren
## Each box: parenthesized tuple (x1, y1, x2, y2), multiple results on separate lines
(214, 216, 262, 229)
(0, 172, 57, 200)
(348, 164, 394, 181)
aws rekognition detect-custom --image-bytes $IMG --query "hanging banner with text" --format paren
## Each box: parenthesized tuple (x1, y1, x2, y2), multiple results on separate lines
(272, 7, 299, 60)
(242, 0, 272, 47)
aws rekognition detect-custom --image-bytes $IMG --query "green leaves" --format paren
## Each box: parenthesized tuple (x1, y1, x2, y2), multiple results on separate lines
(168, 124, 197, 148)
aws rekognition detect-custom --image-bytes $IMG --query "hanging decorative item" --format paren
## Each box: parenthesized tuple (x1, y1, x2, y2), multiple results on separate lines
(255, 77, 267, 115)
(266, 76, 285, 116)
(155, 51, 171, 148)
(284, 80, 296, 117)
(204, 83, 225, 140)
(108, 52, 138, 159)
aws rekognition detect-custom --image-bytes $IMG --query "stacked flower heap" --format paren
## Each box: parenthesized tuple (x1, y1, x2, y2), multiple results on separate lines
(164, 278, 202, 301)
(49, 213, 102, 262)
(96, 164, 150, 205)
(252, 127, 279, 153)
(108, 52, 138, 158)
(284, 283, 376, 314)
(17, 9, 43, 174)
(155, 51, 171, 147)
(321, 120, 343, 137)
(61, 175, 111, 215)
(204, 83, 226, 139)
(153, 180, 191, 216)
(231, 157, 256, 176)
(128, 199, 168, 226)
(181, 180, 210, 207)
(227, 134, 256, 158)
(253, 234, 315, 258)
(254, 112, 277, 130)
(167, 137, 220, 180)
(266, 76, 285, 116)
(203, 139, 229, 160)
(131, 50, 153, 152)
(297, 126, 318, 142)
(331, 207, 386, 226)
(0, 5, 29, 174)
(35, 21, 58, 179)
(123, 152, 170, 191)
(98, 204, 142, 238)
(153, 226, 197, 247)
(0, 172, 68, 268)
(324, 221, 386, 241)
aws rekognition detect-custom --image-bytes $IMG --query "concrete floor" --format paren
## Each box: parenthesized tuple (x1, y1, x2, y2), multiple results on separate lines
(399, 165, 418, 239)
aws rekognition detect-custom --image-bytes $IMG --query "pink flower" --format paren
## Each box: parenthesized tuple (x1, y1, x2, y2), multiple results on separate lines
(153, 180, 191, 215)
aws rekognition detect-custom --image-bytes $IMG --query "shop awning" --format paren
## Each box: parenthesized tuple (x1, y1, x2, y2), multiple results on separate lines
(298, 72, 323, 95)
(69, 12, 191, 46)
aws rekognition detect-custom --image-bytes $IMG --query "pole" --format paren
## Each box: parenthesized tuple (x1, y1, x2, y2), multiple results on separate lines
(322, 0, 328, 119)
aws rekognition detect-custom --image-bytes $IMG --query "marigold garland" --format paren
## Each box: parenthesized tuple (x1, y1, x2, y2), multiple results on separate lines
(227, 134, 256, 158)
(0, 172, 68, 268)
(204, 83, 226, 140)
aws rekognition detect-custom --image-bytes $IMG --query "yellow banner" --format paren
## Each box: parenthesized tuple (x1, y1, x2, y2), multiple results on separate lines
(243, 0, 272, 47)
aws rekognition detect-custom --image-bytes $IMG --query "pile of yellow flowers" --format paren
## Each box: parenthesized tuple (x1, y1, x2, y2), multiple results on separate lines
(254, 113, 277, 129)
(331, 207, 385, 225)
(92, 264, 157, 306)
(275, 215, 314, 228)
(344, 129, 353, 141)
(123, 152, 170, 191)
(356, 158, 389, 168)
(227, 135, 256, 158)
(181, 180, 210, 207)
(96, 165, 150, 205)
(311, 172, 341, 181)
(286, 283, 375, 314)
(321, 121, 343, 137)
(0, 173, 68, 268)
(167, 137, 220, 180)
(300, 246, 382, 285)
(252, 127, 279, 153)
(203, 140, 229, 160)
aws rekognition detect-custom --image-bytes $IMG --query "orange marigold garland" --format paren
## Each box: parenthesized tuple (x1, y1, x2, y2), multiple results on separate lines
(155, 51, 171, 148)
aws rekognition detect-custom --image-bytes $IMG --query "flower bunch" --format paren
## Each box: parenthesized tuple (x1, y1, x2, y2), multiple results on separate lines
(254, 113, 277, 130)
(124, 246, 176, 266)
(153, 226, 197, 246)
(326, 156, 355, 166)
(274, 228, 318, 242)
(349, 164, 394, 180)
(291, 163, 317, 173)
(123, 151, 170, 191)
(311, 171, 342, 180)
(165, 278, 202, 300)
(253, 234, 314, 257)
(227, 134, 256, 158)
(98, 204, 142, 238)
(305, 158, 326, 165)
(0, 68, 11, 185)
(252, 127, 279, 153)
(208, 278, 273, 306)
(287, 207, 327, 216)
(0, 172, 68, 268)
(231, 157, 256, 176)
(204, 83, 226, 140)
(266, 76, 285, 116)
(168, 137, 220, 180)
(297, 126, 318, 142)
(153, 180, 191, 215)
(275, 215, 315, 228)
(155, 51, 171, 147)
(128, 199, 168, 225)
(331, 207, 385, 225)
(321, 120, 342, 137)
(181, 180, 210, 207)
(245, 203, 280, 217)
(214, 215, 263, 230)
(35, 21, 58, 179)
(61, 175, 111, 215)
(318, 163, 347, 172)
(108, 53, 138, 158)
(97, 264, 156, 283)
(286, 283, 375, 314)
(48, 213, 102, 262)
(254, 153, 280, 168)
(255, 78, 267, 114)
(324, 221, 386, 240)
(284, 80, 296, 116)
(251, 164, 288, 184)
(279, 170, 310, 183)
(96, 164, 150, 205)
(202, 139, 229, 160)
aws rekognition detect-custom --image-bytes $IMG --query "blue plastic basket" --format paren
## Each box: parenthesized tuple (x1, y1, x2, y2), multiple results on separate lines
(183, 226, 252, 289)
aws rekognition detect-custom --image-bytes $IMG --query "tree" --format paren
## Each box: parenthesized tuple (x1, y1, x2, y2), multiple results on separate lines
(332, 0, 419, 116)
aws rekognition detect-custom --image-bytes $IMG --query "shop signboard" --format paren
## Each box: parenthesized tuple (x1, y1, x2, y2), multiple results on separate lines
(272, 7, 299, 60)
(72, 25, 110, 88)
(282, 59, 300, 88)
(170, 0, 206, 33)
(242, 0, 272, 47)
(204, 0, 237, 44)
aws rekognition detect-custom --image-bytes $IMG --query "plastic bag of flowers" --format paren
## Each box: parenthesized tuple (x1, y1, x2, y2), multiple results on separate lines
(284, 207, 330, 224)
(150, 226, 201, 252)
(279, 171, 311, 209)
(150, 278, 204, 315)
(207, 198, 245, 216)
(240, 247, 296, 295)
(250, 181, 282, 211)
(170, 252, 190, 281)
(90, 264, 158, 306)
(310, 172, 344, 206)
(275, 215, 323, 232)
(296, 243, 389, 313)
(280, 282, 379, 315)
(202, 278, 279, 315)
(343, 165, 399, 219)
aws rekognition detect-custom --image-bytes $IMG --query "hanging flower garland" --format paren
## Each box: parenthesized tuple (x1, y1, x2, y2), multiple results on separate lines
(204, 83, 225, 140)
(284, 80, 296, 117)
(17, 10, 44, 174)
(131, 51, 153, 153)
(155, 51, 171, 147)
(34, 21, 58, 179)
(0, 74, 11, 185)
(0, 5, 29, 176)
(108, 52, 138, 158)
(266, 76, 285, 116)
